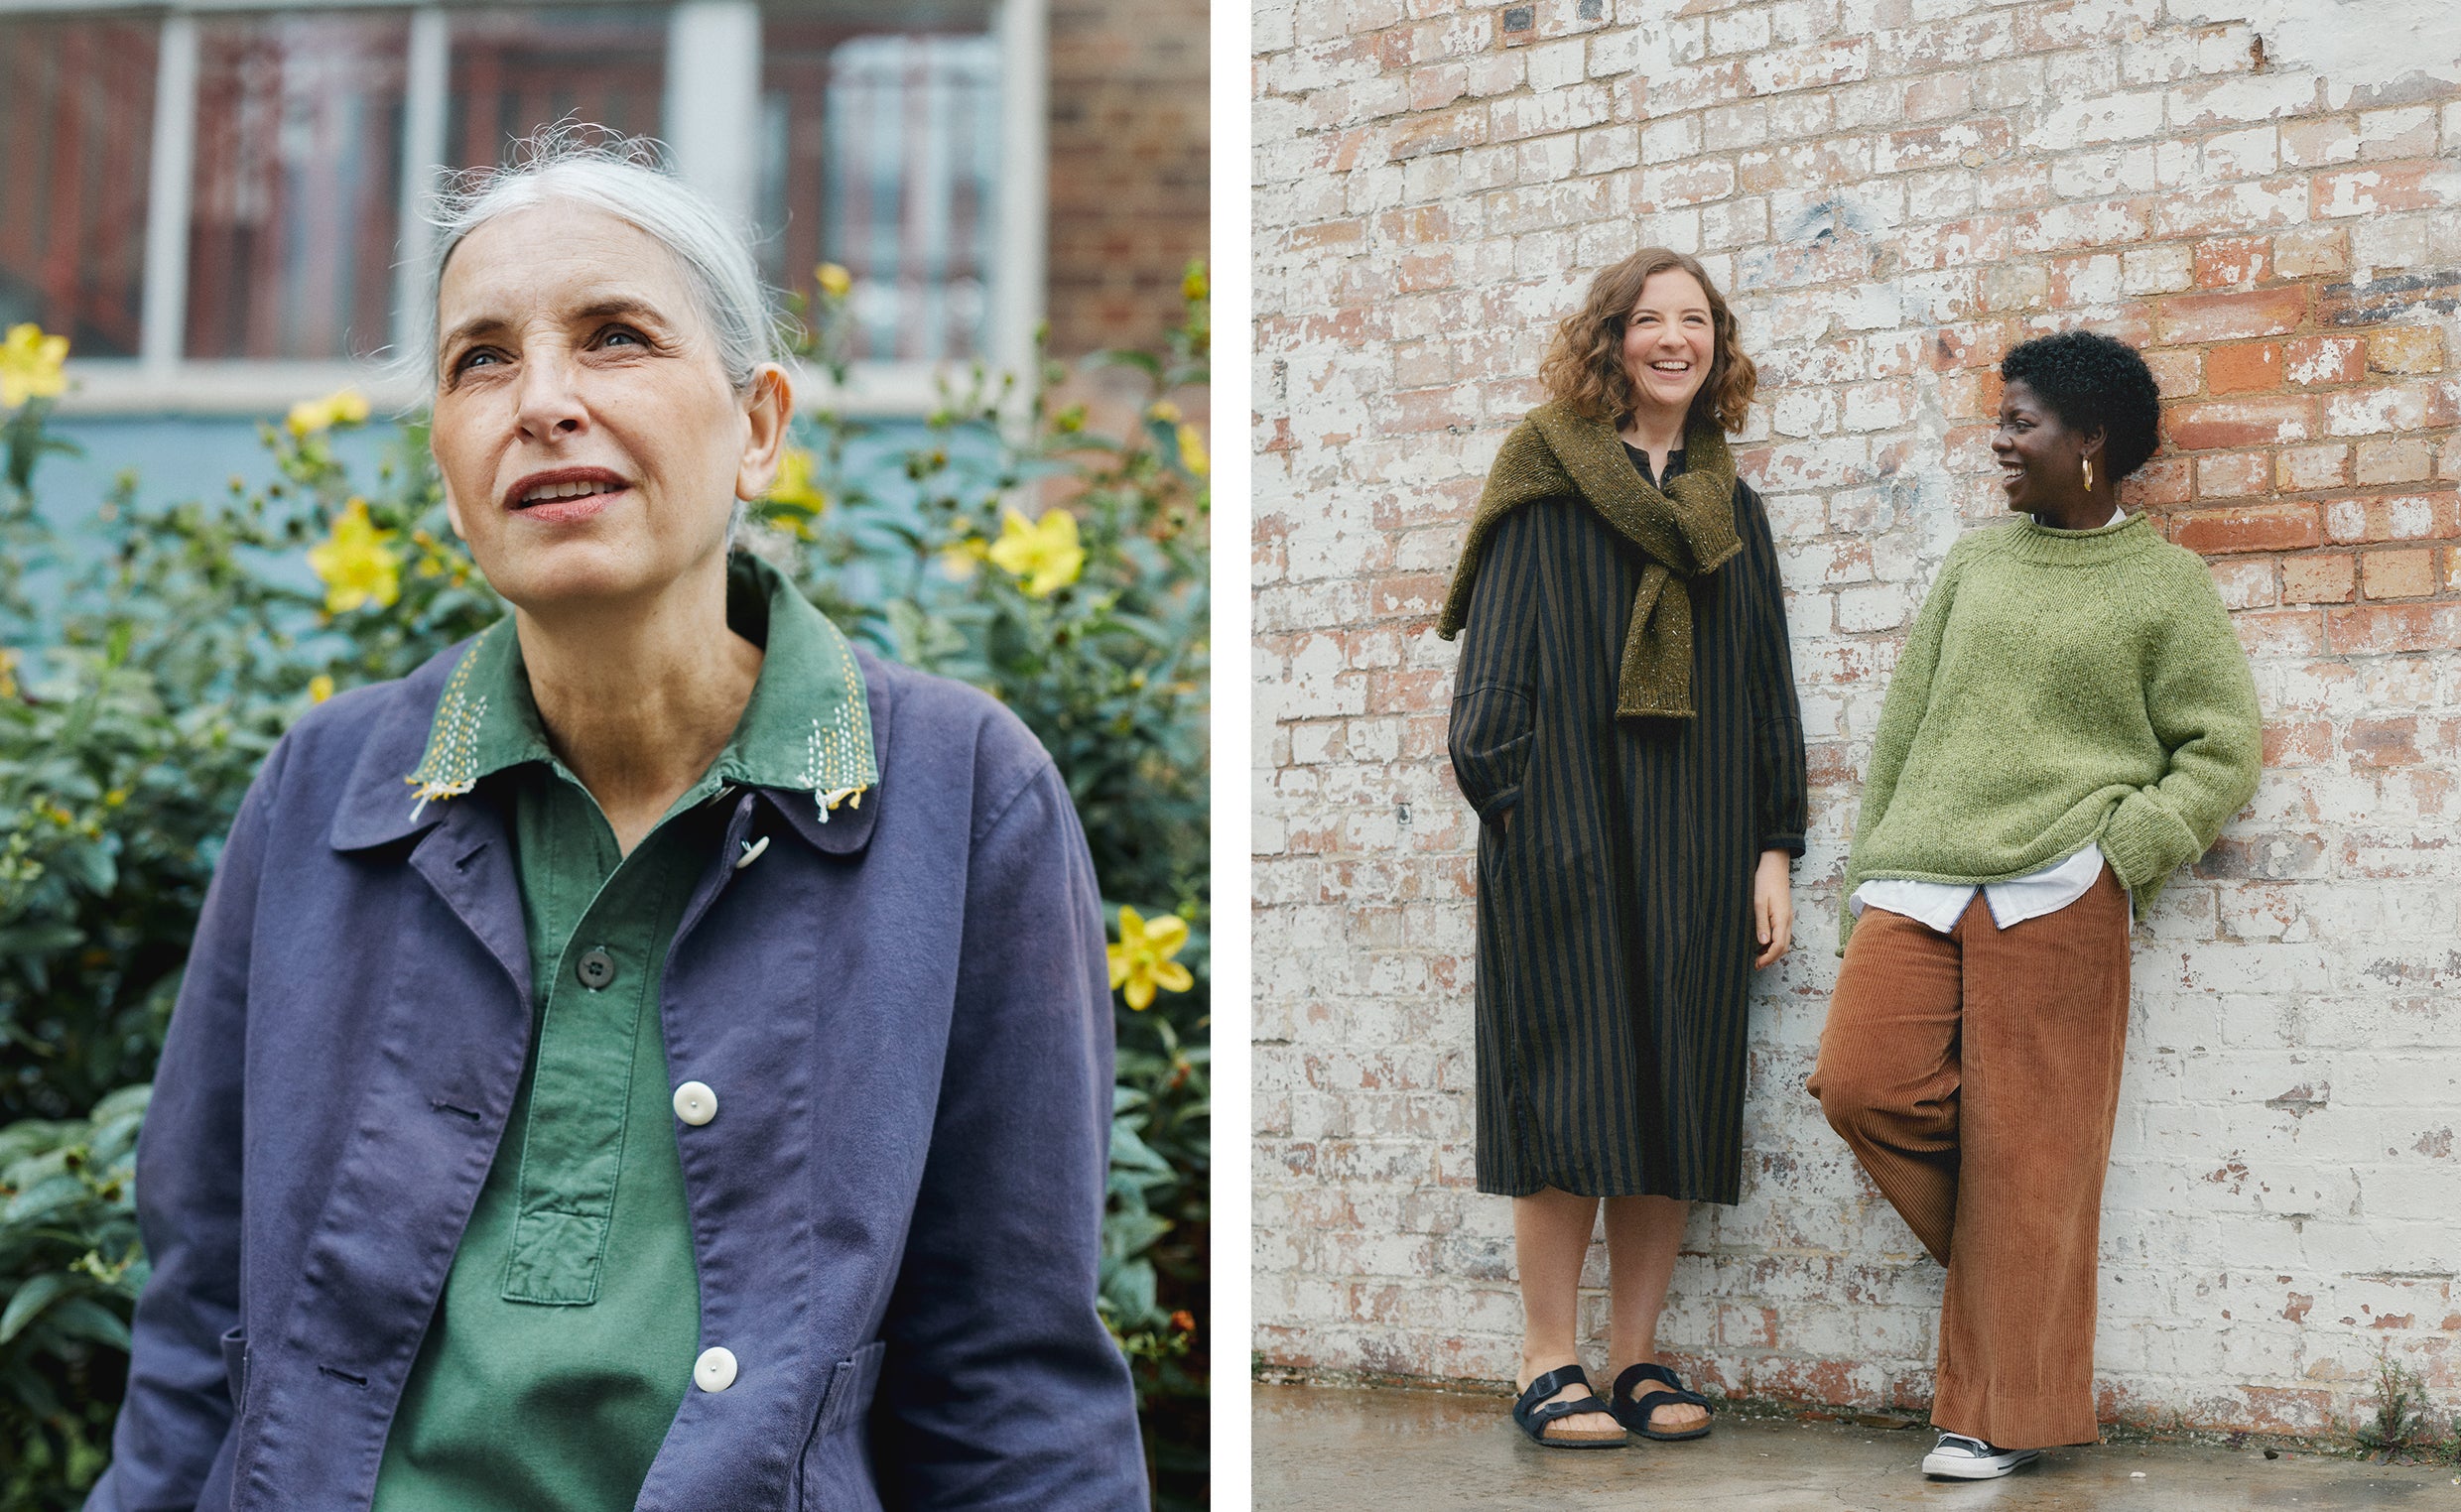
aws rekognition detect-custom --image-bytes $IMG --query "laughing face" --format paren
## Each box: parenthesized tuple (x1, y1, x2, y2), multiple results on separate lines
(429, 202, 784, 615)
(1619, 268, 1717, 428)
(1993, 377, 2105, 523)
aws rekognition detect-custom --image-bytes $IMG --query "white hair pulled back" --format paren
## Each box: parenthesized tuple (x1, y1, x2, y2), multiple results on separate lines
(419, 124, 785, 395)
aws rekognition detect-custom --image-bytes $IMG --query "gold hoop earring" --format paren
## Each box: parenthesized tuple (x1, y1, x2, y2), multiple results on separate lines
(2082, 456, 2093, 493)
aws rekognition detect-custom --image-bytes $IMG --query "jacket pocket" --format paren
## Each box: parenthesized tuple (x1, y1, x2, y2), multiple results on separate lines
(218, 1325, 249, 1413)
(794, 1339, 887, 1511)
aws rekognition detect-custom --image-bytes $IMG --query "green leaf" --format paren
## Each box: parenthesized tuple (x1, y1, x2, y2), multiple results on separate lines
(0, 1271, 71, 1345)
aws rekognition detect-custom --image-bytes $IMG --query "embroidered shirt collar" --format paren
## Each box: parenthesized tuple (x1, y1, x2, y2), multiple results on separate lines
(403, 554, 879, 823)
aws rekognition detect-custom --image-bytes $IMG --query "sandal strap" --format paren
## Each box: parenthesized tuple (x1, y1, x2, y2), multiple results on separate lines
(1613, 1361, 1683, 1399)
(1518, 1363, 1592, 1408)
(1614, 1362, 1712, 1422)
(1523, 1393, 1613, 1429)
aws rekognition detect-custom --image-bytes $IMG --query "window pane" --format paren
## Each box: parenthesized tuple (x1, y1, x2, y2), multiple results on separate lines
(0, 18, 159, 358)
(763, 10, 1000, 362)
(446, 9, 667, 170)
(187, 14, 409, 361)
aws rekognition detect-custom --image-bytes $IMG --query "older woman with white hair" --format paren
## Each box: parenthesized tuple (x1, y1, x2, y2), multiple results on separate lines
(86, 134, 1144, 1511)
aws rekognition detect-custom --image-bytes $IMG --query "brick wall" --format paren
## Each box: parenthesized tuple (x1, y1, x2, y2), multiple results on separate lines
(1251, 0, 2461, 1437)
(1046, 0, 1212, 354)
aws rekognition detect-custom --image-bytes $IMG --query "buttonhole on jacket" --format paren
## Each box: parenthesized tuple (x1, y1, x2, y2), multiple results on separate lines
(453, 841, 488, 872)
(317, 1363, 369, 1387)
(429, 1098, 481, 1121)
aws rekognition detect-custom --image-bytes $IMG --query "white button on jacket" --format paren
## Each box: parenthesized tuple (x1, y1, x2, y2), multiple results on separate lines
(694, 1346, 737, 1393)
(673, 1080, 717, 1126)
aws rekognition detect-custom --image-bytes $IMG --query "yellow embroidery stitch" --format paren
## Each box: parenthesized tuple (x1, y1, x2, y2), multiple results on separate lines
(404, 625, 497, 819)
(802, 620, 876, 820)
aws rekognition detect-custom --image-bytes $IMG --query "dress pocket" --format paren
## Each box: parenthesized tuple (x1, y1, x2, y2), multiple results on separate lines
(793, 1339, 888, 1511)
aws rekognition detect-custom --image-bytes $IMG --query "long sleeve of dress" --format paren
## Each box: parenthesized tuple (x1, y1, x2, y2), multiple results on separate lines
(1448, 503, 1548, 822)
(1738, 483, 1808, 858)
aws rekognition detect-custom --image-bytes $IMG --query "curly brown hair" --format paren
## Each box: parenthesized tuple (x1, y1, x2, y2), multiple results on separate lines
(1538, 248, 1756, 434)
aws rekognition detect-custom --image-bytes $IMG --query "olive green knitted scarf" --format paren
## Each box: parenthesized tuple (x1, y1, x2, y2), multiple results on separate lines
(1437, 401, 1743, 718)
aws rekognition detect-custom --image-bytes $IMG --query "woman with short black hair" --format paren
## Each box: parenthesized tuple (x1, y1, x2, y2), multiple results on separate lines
(1811, 328, 2261, 1480)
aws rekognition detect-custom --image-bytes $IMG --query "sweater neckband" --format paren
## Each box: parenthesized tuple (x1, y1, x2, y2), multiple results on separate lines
(2000, 511, 2159, 567)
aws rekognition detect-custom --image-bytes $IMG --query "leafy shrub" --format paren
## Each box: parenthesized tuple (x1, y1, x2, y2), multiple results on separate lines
(0, 275, 1209, 1509)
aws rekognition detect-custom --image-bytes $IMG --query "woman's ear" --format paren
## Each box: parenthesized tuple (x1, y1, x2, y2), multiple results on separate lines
(734, 364, 795, 501)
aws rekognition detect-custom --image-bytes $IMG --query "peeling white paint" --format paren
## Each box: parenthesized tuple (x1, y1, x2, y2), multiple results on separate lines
(2170, 0, 2461, 107)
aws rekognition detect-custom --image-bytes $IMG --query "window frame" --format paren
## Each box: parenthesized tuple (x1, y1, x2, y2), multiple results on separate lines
(9, 0, 1045, 417)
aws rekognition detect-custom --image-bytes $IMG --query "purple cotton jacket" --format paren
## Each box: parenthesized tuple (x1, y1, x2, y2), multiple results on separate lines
(84, 640, 1146, 1512)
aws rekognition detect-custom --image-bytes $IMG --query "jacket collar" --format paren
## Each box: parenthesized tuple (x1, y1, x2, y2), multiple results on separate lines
(329, 559, 891, 859)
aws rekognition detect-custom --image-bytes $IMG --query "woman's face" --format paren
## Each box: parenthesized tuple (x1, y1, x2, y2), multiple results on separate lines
(1993, 377, 2102, 518)
(1619, 268, 1717, 424)
(430, 202, 786, 614)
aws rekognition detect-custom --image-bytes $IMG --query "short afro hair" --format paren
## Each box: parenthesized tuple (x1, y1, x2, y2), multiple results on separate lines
(2000, 329, 2163, 480)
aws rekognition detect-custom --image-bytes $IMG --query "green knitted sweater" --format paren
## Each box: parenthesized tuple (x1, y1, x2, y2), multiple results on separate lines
(1838, 513, 2262, 950)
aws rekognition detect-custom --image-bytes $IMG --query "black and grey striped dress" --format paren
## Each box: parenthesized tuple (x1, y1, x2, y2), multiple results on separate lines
(1448, 444, 1807, 1202)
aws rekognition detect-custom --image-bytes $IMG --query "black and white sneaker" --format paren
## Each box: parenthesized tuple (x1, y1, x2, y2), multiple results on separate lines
(1921, 1432, 2041, 1479)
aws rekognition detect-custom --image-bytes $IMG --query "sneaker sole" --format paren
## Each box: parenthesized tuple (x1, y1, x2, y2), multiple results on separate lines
(1922, 1449, 2040, 1479)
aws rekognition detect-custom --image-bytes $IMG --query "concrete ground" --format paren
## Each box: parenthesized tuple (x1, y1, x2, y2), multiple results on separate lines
(1254, 1382, 2461, 1510)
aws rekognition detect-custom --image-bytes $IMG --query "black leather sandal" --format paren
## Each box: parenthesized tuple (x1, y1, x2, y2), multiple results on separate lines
(1511, 1363, 1626, 1449)
(1611, 1361, 1714, 1442)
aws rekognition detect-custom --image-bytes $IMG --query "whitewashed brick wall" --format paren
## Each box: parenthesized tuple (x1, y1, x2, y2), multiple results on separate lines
(1251, 0, 2461, 1436)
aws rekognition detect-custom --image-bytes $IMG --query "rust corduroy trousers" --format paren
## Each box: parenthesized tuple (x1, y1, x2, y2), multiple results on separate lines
(1808, 869, 2133, 1449)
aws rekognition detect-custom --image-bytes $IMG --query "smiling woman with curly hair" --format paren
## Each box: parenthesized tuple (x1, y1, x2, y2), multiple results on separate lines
(1439, 246, 1807, 1450)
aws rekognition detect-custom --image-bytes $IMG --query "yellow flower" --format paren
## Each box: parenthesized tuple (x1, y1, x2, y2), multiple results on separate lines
(1147, 400, 1182, 424)
(1107, 906, 1194, 1011)
(766, 447, 829, 520)
(306, 499, 401, 614)
(939, 537, 989, 581)
(985, 507, 1085, 597)
(1177, 423, 1209, 478)
(1181, 262, 1209, 303)
(287, 386, 368, 438)
(815, 263, 853, 301)
(0, 647, 17, 698)
(308, 675, 334, 703)
(0, 323, 69, 409)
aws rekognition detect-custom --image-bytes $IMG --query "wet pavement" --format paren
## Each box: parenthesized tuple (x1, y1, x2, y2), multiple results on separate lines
(1254, 1381, 2461, 1509)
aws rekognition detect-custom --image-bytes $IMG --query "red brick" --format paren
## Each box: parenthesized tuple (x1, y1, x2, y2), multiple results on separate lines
(2193, 236, 2271, 289)
(2194, 451, 2271, 498)
(1383, 386, 1477, 434)
(2232, 607, 2329, 657)
(2206, 342, 2283, 394)
(2345, 717, 2421, 767)
(2362, 549, 2438, 600)
(2282, 335, 2364, 387)
(2369, 327, 2446, 376)
(2313, 164, 2445, 217)
(2262, 720, 2335, 766)
(2321, 492, 2458, 545)
(2326, 603, 2461, 653)
(2155, 286, 2311, 344)
(2143, 348, 2202, 399)
(2167, 396, 2319, 450)
(2173, 502, 2323, 555)
(2281, 553, 2356, 604)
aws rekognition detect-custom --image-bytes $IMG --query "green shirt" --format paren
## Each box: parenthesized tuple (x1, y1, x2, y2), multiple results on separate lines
(372, 557, 877, 1510)
(1838, 513, 2262, 951)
